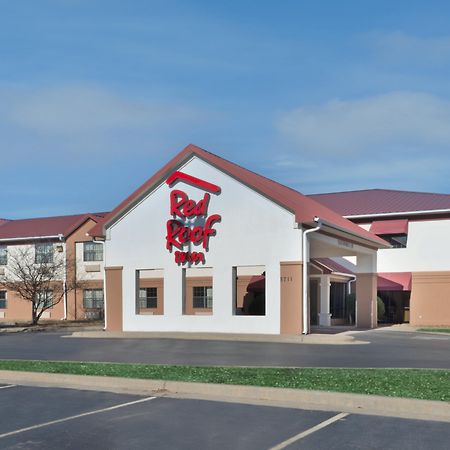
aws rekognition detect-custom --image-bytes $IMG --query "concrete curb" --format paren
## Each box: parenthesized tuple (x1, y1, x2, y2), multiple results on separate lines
(0, 370, 448, 423)
(65, 331, 368, 345)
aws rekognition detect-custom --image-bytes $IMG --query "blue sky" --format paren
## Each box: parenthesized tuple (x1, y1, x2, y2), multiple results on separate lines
(2, 0, 450, 218)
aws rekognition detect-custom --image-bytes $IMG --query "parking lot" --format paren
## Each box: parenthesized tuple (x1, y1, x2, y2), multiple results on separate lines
(0, 328, 450, 368)
(0, 383, 449, 449)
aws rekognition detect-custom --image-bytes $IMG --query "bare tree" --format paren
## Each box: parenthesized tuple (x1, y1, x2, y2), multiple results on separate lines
(0, 244, 83, 325)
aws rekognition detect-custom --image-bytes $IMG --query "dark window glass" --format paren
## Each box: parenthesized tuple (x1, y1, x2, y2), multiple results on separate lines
(35, 290, 53, 309)
(330, 282, 347, 319)
(193, 286, 213, 309)
(0, 291, 6, 309)
(83, 289, 104, 309)
(83, 242, 103, 261)
(139, 287, 157, 309)
(379, 234, 407, 248)
(35, 244, 53, 263)
(0, 246, 7, 265)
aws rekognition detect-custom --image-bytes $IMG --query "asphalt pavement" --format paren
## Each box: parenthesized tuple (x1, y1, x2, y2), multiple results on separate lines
(0, 384, 448, 449)
(0, 328, 449, 367)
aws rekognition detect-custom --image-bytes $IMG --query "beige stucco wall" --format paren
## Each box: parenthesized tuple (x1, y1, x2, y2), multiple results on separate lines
(410, 271, 450, 326)
(356, 273, 377, 328)
(279, 261, 303, 335)
(105, 266, 123, 331)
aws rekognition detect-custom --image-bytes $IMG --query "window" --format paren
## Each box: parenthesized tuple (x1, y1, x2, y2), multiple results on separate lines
(83, 242, 103, 261)
(193, 286, 213, 309)
(83, 289, 104, 309)
(35, 290, 53, 309)
(139, 288, 157, 309)
(35, 243, 53, 263)
(0, 246, 7, 265)
(379, 234, 407, 249)
(0, 291, 6, 309)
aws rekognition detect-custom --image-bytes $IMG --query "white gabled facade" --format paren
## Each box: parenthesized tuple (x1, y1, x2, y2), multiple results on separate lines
(106, 156, 303, 334)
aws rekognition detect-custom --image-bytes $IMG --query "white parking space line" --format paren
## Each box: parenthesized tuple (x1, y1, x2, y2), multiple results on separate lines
(0, 385, 16, 390)
(0, 396, 156, 439)
(269, 412, 349, 450)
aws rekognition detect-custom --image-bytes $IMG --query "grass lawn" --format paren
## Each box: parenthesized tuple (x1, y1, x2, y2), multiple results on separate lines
(0, 360, 448, 402)
(417, 327, 450, 334)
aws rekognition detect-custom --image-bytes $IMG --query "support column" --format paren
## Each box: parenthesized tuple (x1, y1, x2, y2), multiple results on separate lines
(319, 275, 331, 326)
(105, 266, 123, 331)
(280, 262, 303, 335)
(355, 254, 377, 329)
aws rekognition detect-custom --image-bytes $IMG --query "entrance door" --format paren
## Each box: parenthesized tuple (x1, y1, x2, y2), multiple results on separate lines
(310, 279, 319, 325)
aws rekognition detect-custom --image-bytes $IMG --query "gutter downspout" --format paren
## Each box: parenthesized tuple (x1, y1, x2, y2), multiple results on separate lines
(93, 238, 107, 331)
(302, 217, 322, 335)
(59, 234, 68, 321)
(347, 275, 356, 326)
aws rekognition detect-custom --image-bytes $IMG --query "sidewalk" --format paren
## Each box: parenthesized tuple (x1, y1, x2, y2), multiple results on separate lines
(66, 330, 368, 345)
(0, 370, 448, 423)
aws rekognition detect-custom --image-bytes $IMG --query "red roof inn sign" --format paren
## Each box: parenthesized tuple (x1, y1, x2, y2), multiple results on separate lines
(165, 171, 221, 265)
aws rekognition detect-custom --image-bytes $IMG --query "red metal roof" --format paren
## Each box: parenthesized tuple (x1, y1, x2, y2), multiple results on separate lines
(370, 219, 408, 235)
(309, 189, 450, 217)
(378, 272, 412, 291)
(0, 213, 107, 241)
(312, 258, 355, 275)
(89, 144, 387, 247)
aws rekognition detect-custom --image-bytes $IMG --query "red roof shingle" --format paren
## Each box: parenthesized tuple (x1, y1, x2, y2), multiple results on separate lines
(0, 213, 107, 241)
(89, 144, 388, 247)
(309, 189, 450, 217)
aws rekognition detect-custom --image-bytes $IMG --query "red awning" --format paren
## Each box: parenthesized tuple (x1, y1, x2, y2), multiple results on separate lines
(370, 219, 408, 235)
(378, 272, 412, 291)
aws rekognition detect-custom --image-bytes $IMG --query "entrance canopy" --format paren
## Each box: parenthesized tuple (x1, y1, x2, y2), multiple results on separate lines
(378, 272, 412, 291)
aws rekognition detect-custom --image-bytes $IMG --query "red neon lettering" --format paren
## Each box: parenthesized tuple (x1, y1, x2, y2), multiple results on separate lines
(166, 185, 220, 264)
(170, 190, 210, 218)
(174, 251, 205, 265)
(170, 190, 187, 217)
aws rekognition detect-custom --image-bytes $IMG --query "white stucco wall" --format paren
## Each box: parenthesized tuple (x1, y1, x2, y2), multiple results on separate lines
(105, 156, 303, 333)
(0, 243, 65, 281)
(75, 242, 105, 281)
(358, 219, 450, 272)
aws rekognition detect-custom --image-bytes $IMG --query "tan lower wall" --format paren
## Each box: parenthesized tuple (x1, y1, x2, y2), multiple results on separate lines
(356, 273, 377, 329)
(138, 278, 164, 315)
(67, 280, 104, 321)
(410, 271, 450, 326)
(185, 277, 213, 315)
(105, 266, 123, 331)
(0, 283, 65, 322)
(280, 261, 303, 335)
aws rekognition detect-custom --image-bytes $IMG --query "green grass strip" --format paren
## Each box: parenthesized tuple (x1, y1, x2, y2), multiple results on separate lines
(417, 327, 450, 334)
(0, 360, 448, 402)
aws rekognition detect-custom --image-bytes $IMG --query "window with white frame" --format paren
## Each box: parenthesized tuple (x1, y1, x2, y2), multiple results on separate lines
(0, 291, 6, 309)
(83, 289, 104, 309)
(0, 246, 7, 265)
(193, 286, 213, 309)
(35, 243, 54, 263)
(35, 290, 53, 309)
(83, 242, 103, 261)
(139, 287, 157, 309)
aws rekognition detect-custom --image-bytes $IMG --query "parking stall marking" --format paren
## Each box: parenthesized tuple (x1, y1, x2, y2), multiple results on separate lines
(269, 412, 349, 450)
(0, 395, 156, 439)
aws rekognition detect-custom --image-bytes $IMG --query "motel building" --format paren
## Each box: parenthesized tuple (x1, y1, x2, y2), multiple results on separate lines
(89, 144, 390, 335)
(0, 213, 107, 322)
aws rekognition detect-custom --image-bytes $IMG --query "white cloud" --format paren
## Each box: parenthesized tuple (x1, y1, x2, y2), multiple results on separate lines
(8, 85, 200, 135)
(276, 91, 450, 156)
